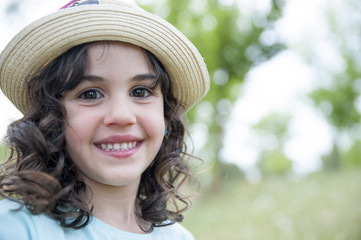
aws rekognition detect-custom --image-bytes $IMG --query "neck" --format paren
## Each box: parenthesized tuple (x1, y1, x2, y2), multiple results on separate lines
(82, 178, 148, 233)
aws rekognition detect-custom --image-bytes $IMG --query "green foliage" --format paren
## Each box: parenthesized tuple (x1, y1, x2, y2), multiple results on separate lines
(253, 113, 293, 175)
(182, 170, 361, 240)
(309, 59, 361, 130)
(319, 137, 361, 171)
(253, 112, 291, 140)
(342, 140, 361, 168)
(0, 142, 9, 163)
(258, 150, 292, 175)
(219, 162, 245, 180)
(321, 144, 341, 170)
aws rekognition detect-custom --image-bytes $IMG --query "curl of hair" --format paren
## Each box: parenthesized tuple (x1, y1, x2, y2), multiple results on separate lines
(0, 41, 196, 231)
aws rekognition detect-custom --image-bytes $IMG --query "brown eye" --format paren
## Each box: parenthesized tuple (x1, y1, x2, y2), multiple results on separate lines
(79, 89, 103, 100)
(130, 88, 152, 98)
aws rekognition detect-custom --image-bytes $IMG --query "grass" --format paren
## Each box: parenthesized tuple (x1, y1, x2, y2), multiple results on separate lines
(182, 170, 361, 240)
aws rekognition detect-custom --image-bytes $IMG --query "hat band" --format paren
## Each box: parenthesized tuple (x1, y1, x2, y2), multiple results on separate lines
(60, 0, 99, 9)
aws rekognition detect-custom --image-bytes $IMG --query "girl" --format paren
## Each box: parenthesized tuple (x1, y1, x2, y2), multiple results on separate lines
(0, 0, 209, 239)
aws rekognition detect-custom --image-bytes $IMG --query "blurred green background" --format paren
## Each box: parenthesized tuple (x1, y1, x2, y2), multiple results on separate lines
(1, 0, 361, 239)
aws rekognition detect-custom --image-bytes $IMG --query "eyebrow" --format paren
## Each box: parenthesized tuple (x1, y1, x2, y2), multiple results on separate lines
(81, 73, 157, 82)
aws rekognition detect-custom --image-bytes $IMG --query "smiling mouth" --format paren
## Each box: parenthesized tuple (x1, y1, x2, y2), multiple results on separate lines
(96, 142, 139, 152)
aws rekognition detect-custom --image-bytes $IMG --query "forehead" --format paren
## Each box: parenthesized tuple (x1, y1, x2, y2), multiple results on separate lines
(85, 42, 153, 73)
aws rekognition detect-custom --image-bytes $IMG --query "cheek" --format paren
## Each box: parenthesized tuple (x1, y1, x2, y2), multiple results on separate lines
(137, 105, 166, 149)
(64, 124, 83, 161)
(63, 109, 95, 159)
(64, 105, 99, 142)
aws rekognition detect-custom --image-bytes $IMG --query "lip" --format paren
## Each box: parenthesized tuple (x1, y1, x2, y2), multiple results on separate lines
(94, 135, 143, 144)
(94, 135, 143, 159)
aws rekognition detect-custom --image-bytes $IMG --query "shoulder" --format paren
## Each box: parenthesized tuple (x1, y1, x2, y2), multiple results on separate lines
(0, 199, 65, 240)
(0, 199, 31, 231)
(0, 199, 35, 240)
(155, 223, 195, 240)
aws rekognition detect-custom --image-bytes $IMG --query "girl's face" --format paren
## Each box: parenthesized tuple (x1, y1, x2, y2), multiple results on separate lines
(62, 42, 165, 190)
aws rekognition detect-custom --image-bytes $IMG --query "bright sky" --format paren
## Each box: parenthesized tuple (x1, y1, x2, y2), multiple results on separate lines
(0, 0, 345, 177)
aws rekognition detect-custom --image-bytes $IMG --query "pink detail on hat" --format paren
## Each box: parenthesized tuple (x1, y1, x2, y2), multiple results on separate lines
(60, 0, 79, 9)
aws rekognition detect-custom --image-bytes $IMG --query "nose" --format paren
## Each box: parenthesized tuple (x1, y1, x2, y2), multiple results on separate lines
(103, 96, 136, 127)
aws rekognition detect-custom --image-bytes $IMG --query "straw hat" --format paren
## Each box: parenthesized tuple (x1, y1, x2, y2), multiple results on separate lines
(0, 0, 210, 114)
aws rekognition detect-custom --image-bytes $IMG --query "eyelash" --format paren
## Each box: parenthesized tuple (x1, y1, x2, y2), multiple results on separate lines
(79, 89, 103, 100)
(130, 87, 153, 98)
(78, 87, 154, 100)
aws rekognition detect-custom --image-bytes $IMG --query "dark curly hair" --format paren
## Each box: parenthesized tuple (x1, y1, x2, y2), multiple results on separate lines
(0, 41, 195, 232)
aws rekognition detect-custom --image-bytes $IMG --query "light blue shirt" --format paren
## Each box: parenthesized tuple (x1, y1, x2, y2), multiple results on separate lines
(0, 199, 195, 240)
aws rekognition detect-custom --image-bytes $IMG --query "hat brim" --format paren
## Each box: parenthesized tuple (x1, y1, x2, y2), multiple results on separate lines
(0, 3, 209, 114)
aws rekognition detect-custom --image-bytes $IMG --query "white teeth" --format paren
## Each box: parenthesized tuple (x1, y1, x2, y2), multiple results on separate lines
(121, 143, 128, 150)
(114, 143, 121, 150)
(98, 142, 137, 151)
